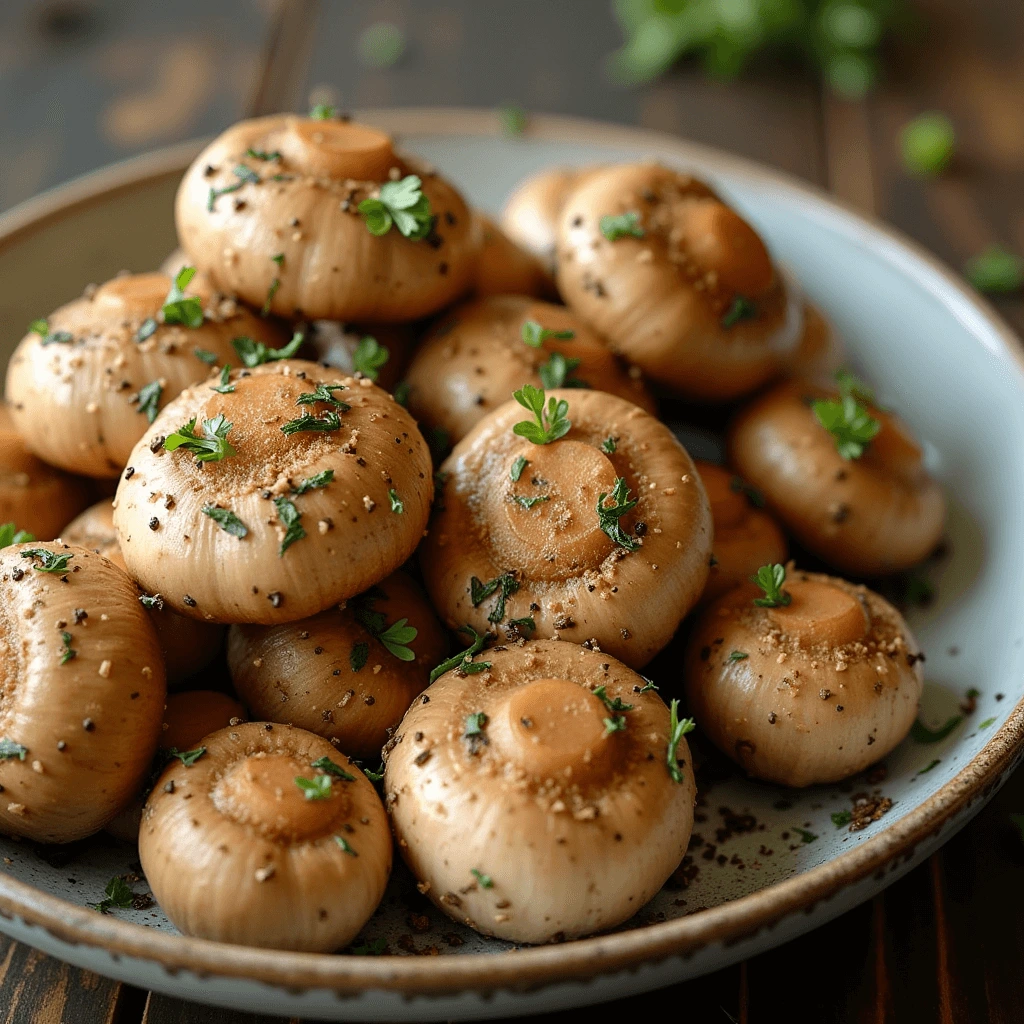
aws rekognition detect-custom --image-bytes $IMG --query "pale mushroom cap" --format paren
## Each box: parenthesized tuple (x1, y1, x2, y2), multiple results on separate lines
(4, 272, 286, 478)
(175, 115, 475, 322)
(385, 640, 695, 942)
(471, 213, 557, 300)
(0, 542, 166, 843)
(728, 380, 946, 576)
(784, 302, 844, 379)
(419, 388, 711, 668)
(0, 405, 90, 538)
(139, 722, 392, 951)
(684, 570, 924, 787)
(228, 570, 447, 759)
(305, 320, 416, 393)
(405, 295, 656, 444)
(113, 359, 433, 624)
(694, 460, 788, 605)
(555, 163, 804, 399)
(62, 499, 225, 686)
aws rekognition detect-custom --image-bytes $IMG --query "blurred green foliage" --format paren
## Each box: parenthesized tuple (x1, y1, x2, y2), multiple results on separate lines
(607, 0, 908, 98)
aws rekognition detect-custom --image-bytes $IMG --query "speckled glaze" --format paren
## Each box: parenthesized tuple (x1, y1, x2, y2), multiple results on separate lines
(0, 110, 1021, 1021)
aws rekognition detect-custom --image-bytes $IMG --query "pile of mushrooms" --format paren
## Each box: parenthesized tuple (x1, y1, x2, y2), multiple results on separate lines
(0, 109, 946, 952)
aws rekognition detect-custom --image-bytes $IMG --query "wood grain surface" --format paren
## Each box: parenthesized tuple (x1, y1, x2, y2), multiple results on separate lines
(3, 0, 1023, 1021)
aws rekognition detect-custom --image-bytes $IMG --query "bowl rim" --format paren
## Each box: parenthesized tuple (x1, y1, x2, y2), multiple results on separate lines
(1, 106, 1023, 997)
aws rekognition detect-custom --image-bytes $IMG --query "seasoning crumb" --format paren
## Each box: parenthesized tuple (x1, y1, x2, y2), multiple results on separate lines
(98, 660, 112, 678)
(254, 865, 276, 883)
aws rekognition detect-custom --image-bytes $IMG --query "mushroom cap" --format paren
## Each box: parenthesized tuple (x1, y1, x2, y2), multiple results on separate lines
(784, 302, 843, 379)
(694, 460, 788, 605)
(4, 272, 286, 478)
(500, 166, 595, 273)
(113, 359, 433, 624)
(62, 499, 225, 686)
(0, 405, 90, 538)
(0, 542, 166, 843)
(555, 163, 803, 400)
(385, 639, 695, 942)
(405, 295, 656, 444)
(305, 320, 416, 393)
(175, 115, 475, 323)
(727, 380, 946, 576)
(227, 570, 446, 759)
(419, 388, 711, 668)
(139, 722, 391, 951)
(684, 570, 923, 786)
(471, 213, 557, 300)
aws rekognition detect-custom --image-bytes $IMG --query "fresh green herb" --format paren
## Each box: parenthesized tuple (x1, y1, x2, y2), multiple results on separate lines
(507, 616, 536, 634)
(666, 699, 696, 783)
(352, 590, 418, 661)
(835, 368, 875, 405)
(29, 318, 73, 345)
(168, 746, 206, 767)
(499, 103, 527, 136)
(21, 549, 73, 574)
(358, 174, 433, 240)
(210, 365, 235, 394)
(357, 20, 406, 67)
(601, 436, 618, 454)
(375, 618, 417, 661)
(136, 318, 158, 342)
(362, 763, 385, 784)
(351, 936, 388, 956)
(512, 494, 549, 510)
(918, 759, 941, 775)
(521, 320, 575, 348)
(538, 351, 586, 390)
(900, 112, 955, 176)
(910, 716, 963, 744)
(91, 876, 136, 914)
(233, 163, 260, 185)
(393, 381, 411, 406)
(138, 594, 164, 611)
(721, 295, 757, 328)
(512, 385, 570, 446)
(594, 684, 633, 734)
(136, 380, 162, 423)
(207, 180, 243, 211)
(751, 563, 791, 608)
(312, 756, 356, 781)
(29, 318, 48, 336)
(161, 267, 204, 328)
(270, 253, 284, 267)
(350, 642, 369, 672)
(309, 103, 337, 119)
(164, 415, 236, 462)
(296, 382, 350, 410)
(464, 711, 489, 752)
(202, 505, 248, 539)
(0, 523, 33, 548)
(295, 775, 333, 800)
(597, 477, 639, 551)
(965, 246, 1024, 294)
(728, 650, 749, 662)
(261, 277, 280, 316)
(388, 488, 404, 514)
(470, 572, 519, 624)
(293, 469, 334, 495)
(979, 717, 997, 729)
(429, 625, 490, 684)
(246, 147, 281, 161)
(471, 868, 494, 888)
(812, 394, 881, 460)
(194, 348, 218, 365)
(638, 678, 659, 693)
(510, 455, 529, 482)
(231, 330, 304, 367)
(604, 715, 628, 734)
(600, 211, 644, 241)
(831, 810, 852, 829)
(60, 631, 76, 665)
(0, 738, 28, 760)
(729, 476, 764, 508)
(273, 497, 306, 556)
(792, 826, 818, 844)
(335, 836, 357, 856)
(280, 411, 341, 436)
(352, 336, 389, 380)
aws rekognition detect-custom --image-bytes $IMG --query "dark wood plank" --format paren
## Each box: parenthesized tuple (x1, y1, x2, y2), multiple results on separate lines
(141, 992, 295, 1024)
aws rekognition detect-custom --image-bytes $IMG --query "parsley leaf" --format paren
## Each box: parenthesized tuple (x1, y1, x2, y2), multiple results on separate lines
(470, 572, 519, 624)
(910, 716, 963, 744)
(594, 684, 633, 734)
(900, 112, 955, 176)
(194, 348, 218, 365)
(376, 618, 417, 661)
(280, 411, 341, 436)
(311, 756, 356, 781)
(965, 245, 1024, 294)
(751, 563, 791, 608)
(164, 415, 236, 462)
(388, 488, 404, 514)
(21, 549, 73, 574)
(207, 180, 243, 211)
(273, 497, 306, 555)
(521, 320, 574, 348)
(350, 642, 369, 672)
(667, 699, 696, 783)
(812, 394, 881, 460)
(233, 163, 259, 185)
(262, 277, 280, 316)
(597, 477, 639, 551)
(309, 103, 337, 119)
(832, 810, 852, 828)
(429, 625, 490, 683)
(464, 711, 489, 753)
(295, 775, 333, 800)
(231, 330, 304, 367)
(512, 384, 571, 445)
(512, 494, 549, 510)
(28, 318, 48, 337)
(0, 738, 28, 760)
(168, 746, 206, 767)
(296, 382, 349, 411)
(721, 295, 757, 328)
(60, 631, 76, 665)
(246, 147, 281, 161)
(91, 876, 136, 915)
(161, 267, 204, 329)
(0, 523, 33, 548)
(352, 589, 418, 661)
(202, 505, 248, 538)
(728, 650, 749, 662)
(210, 365, 235, 394)
(471, 868, 494, 888)
(601, 436, 617, 454)
(352, 336, 389, 380)
(510, 455, 529, 481)
(918, 759, 941, 774)
(792, 826, 818, 844)
(293, 469, 334, 495)
(136, 318, 158, 342)
(335, 836, 357, 856)
(538, 351, 586, 390)
(600, 211, 644, 240)
(136, 380, 162, 423)
(358, 174, 434, 240)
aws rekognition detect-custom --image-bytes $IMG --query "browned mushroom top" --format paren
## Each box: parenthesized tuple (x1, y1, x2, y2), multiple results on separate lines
(471, 212, 557, 300)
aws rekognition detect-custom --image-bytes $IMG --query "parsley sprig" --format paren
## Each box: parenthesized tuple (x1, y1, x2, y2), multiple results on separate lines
(429, 625, 490, 683)
(812, 394, 880, 460)
(292, 469, 334, 495)
(60, 631, 76, 665)
(91, 876, 137, 915)
(521, 320, 574, 348)
(273, 497, 306, 555)
(721, 295, 757, 328)
(751, 563, 791, 608)
(358, 175, 434, 240)
(597, 477, 639, 551)
(352, 588, 418, 661)
(512, 385, 570, 445)
(168, 747, 206, 767)
(281, 411, 341, 435)
(352, 336, 389, 380)
(231, 330, 303, 367)
(296, 382, 350, 411)
(600, 211, 644, 240)
(136, 380, 162, 423)
(470, 572, 519, 624)
(210, 365, 235, 394)
(295, 775, 333, 800)
(202, 505, 248, 538)
(0, 738, 28, 760)
(164, 415, 236, 463)
(161, 267, 204, 329)
(593, 684, 633, 734)
(538, 351, 586, 390)
(311, 756, 356, 781)
(0, 523, 33, 548)
(29, 319, 73, 346)
(21, 549, 73, 574)
(667, 699, 696, 783)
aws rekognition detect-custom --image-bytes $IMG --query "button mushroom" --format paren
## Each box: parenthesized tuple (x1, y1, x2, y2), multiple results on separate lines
(694, 460, 787, 605)
(139, 721, 391, 951)
(113, 359, 433, 624)
(5, 271, 286, 478)
(385, 638, 696, 942)
(228, 571, 446, 759)
(0, 404, 89, 538)
(404, 295, 655, 445)
(175, 114, 475, 322)
(62, 499, 224, 687)
(684, 563, 924, 786)
(419, 386, 711, 668)
(728, 377, 945, 575)
(555, 163, 804, 400)
(471, 212, 557, 299)
(0, 542, 166, 843)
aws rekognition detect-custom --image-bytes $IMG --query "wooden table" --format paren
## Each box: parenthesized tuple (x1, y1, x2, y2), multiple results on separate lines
(2, 0, 1023, 1020)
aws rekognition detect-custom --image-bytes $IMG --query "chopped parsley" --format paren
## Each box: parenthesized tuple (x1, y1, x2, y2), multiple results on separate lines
(812, 394, 880, 460)
(351, 936, 388, 956)
(470, 572, 519, 624)
(311, 756, 356, 781)
(246, 147, 281, 161)
(464, 711, 489, 753)
(900, 112, 955, 176)
(202, 505, 248, 538)
(352, 336, 389, 380)
(965, 245, 1024, 294)
(21, 549, 73, 574)
(728, 650, 749, 661)
(666, 699, 696, 783)
(910, 715, 963, 744)
(210, 365, 235, 394)
(521, 320, 574, 348)
(512, 384, 570, 445)
(352, 589, 418, 661)
(164, 414, 236, 462)
(335, 836, 357, 856)
(599, 211, 644, 240)
(597, 477, 639, 551)
(60, 631, 76, 665)
(0, 523, 33, 548)
(638, 678, 659, 693)
(280, 411, 341, 435)
(207, 180, 243, 211)
(601, 436, 618, 454)
(139, 593, 164, 611)
(294, 775, 333, 800)
(510, 455, 529, 482)
(271, 252, 284, 267)
(296, 382, 350, 411)
(831, 810, 852, 828)
(161, 267, 204, 328)
(231, 330, 304, 367)
(91, 876, 136, 915)
(233, 163, 260, 185)
(261, 277, 281, 316)
(350, 642, 369, 672)
(136, 380, 162, 423)
(499, 103, 527, 136)
(375, 618, 417, 661)
(538, 351, 586, 390)
(721, 295, 757, 328)
(136, 318, 158, 342)
(273, 497, 306, 555)
(918, 759, 941, 775)
(429, 625, 490, 683)
(29, 317, 73, 346)
(293, 469, 334, 495)
(594, 684, 632, 733)
(168, 746, 206, 767)
(751, 563, 791, 607)
(309, 103, 337, 119)
(388, 488, 404, 514)
(362, 763, 385, 783)
(358, 174, 434, 240)
(28, 318, 48, 336)
(0, 738, 28, 760)
(512, 495, 549, 510)
(979, 717, 997, 729)
(194, 348, 218, 365)
(792, 826, 818, 844)
(507, 616, 536, 634)
(471, 868, 494, 888)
